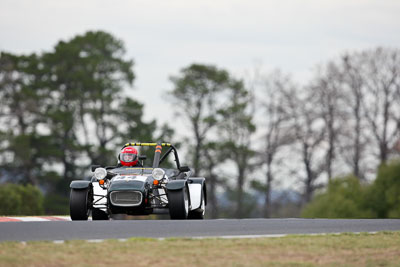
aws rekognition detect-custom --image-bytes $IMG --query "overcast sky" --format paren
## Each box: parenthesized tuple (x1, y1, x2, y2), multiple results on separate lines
(1, 0, 400, 125)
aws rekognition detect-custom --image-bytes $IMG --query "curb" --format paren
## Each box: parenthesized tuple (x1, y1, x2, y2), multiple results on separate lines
(0, 216, 70, 222)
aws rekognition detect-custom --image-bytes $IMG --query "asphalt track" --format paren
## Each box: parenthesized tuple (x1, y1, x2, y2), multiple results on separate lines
(1, 219, 400, 242)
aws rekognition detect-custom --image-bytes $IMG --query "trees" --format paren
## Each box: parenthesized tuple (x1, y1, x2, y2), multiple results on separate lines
(301, 176, 372, 218)
(300, 48, 400, 216)
(358, 48, 400, 164)
(167, 48, 400, 217)
(310, 63, 346, 181)
(302, 160, 400, 219)
(42, 31, 136, 175)
(37, 31, 137, 196)
(0, 31, 169, 213)
(39, 31, 161, 195)
(366, 160, 400, 218)
(254, 70, 294, 217)
(169, 64, 231, 176)
(308, 48, 400, 179)
(0, 52, 50, 186)
(0, 184, 44, 215)
(280, 83, 326, 205)
(339, 54, 369, 179)
(169, 64, 233, 218)
(216, 79, 256, 218)
(170, 64, 258, 218)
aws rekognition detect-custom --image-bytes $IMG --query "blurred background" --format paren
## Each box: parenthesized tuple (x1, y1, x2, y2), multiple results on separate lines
(0, 0, 400, 218)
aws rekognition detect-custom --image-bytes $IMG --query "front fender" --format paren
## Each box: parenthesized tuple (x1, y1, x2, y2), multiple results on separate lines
(70, 180, 91, 190)
(166, 180, 187, 191)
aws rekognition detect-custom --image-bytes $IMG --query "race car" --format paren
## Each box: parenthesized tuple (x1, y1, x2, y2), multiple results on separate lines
(69, 142, 206, 220)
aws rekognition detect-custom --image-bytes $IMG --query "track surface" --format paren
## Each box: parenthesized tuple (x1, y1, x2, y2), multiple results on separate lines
(1, 219, 400, 242)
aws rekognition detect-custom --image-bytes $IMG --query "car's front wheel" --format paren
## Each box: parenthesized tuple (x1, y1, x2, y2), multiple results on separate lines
(168, 185, 190, 220)
(70, 188, 91, 221)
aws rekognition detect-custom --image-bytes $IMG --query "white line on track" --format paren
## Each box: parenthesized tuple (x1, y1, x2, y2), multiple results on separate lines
(44, 231, 380, 244)
(87, 239, 105, 243)
(192, 231, 380, 239)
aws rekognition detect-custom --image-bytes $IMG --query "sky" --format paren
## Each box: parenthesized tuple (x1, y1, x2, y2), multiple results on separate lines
(1, 0, 400, 125)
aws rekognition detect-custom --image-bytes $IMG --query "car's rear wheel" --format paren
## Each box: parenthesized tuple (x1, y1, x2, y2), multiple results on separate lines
(92, 208, 109, 220)
(168, 185, 189, 220)
(188, 189, 205, 220)
(70, 188, 91, 221)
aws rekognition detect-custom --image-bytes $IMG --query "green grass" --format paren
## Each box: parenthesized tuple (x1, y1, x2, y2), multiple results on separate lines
(0, 232, 399, 267)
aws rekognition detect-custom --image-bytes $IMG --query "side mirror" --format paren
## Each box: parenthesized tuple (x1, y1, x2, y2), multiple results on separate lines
(179, 166, 190, 172)
(91, 165, 101, 172)
(139, 155, 147, 161)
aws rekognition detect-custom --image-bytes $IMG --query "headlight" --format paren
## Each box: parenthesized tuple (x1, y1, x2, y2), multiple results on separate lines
(94, 168, 107, 180)
(152, 168, 165, 181)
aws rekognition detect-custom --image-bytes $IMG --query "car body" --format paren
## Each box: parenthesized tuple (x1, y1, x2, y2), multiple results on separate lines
(69, 142, 206, 220)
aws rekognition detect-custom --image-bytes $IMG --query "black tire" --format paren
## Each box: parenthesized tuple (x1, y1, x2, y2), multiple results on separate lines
(70, 188, 91, 221)
(188, 189, 205, 220)
(92, 208, 109, 220)
(168, 185, 190, 220)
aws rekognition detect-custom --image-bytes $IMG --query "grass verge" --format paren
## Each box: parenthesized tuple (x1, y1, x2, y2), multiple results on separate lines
(0, 232, 399, 267)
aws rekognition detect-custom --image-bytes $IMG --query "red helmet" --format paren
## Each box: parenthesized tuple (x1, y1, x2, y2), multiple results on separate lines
(119, 146, 138, 167)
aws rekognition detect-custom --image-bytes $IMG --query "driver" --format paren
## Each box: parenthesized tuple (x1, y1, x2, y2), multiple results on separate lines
(119, 146, 139, 167)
